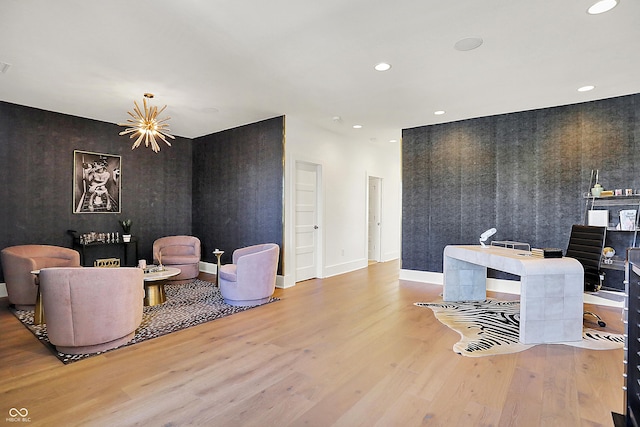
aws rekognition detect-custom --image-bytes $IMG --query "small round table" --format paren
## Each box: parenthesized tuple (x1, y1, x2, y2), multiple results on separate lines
(213, 249, 224, 286)
(143, 267, 181, 306)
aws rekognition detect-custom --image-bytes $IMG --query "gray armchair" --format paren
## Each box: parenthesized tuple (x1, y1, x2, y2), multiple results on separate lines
(219, 243, 279, 306)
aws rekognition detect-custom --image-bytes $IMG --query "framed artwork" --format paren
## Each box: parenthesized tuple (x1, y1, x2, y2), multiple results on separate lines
(73, 150, 121, 213)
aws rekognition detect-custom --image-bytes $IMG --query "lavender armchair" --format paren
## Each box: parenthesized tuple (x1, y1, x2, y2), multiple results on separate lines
(153, 236, 201, 280)
(1, 245, 80, 309)
(219, 243, 279, 306)
(39, 267, 144, 355)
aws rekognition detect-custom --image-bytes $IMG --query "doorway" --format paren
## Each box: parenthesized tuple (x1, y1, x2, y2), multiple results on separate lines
(368, 176, 382, 263)
(295, 161, 321, 282)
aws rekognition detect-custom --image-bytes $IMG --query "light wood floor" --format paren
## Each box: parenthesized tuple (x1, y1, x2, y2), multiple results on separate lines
(0, 260, 625, 426)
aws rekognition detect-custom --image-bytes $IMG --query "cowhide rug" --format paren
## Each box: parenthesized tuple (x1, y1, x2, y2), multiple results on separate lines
(415, 299, 624, 357)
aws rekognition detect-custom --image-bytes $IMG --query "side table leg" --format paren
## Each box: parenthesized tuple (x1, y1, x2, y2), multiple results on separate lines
(34, 287, 45, 325)
(213, 250, 224, 287)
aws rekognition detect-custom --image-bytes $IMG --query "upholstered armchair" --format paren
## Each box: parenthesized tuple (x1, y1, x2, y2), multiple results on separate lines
(153, 236, 201, 280)
(1, 245, 80, 309)
(39, 267, 144, 355)
(219, 243, 279, 306)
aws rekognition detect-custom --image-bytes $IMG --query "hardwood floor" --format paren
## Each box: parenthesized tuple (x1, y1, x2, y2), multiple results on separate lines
(0, 260, 625, 426)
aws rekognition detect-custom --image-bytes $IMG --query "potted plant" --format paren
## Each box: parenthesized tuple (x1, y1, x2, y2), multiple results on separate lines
(119, 219, 132, 242)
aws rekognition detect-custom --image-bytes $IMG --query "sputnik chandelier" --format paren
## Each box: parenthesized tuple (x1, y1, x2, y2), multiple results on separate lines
(118, 93, 174, 153)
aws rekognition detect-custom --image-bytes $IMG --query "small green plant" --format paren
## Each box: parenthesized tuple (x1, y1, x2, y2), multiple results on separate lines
(119, 219, 132, 234)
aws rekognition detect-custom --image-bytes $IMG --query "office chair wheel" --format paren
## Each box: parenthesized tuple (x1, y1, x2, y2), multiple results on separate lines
(584, 310, 606, 327)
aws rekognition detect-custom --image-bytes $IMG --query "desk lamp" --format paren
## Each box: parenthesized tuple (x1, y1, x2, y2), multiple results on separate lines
(479, 228, 497, 248)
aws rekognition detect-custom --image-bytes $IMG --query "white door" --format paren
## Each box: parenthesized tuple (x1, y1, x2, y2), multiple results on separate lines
(368, 176, 382, 262)
(295, 162, 319, 282)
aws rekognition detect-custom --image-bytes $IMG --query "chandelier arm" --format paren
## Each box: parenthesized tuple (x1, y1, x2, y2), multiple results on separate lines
(156, 133, 172, 146)
(131, 132, 145, 150)
(150, 133, 160, 153)
(119, 128, 140, 136)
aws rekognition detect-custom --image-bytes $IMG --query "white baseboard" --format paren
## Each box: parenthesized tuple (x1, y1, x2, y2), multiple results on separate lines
(324, 258, 369, 278)
(398, 269, 623, 308)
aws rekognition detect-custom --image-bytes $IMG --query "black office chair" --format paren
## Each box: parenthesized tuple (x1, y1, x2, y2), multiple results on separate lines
(565, 224, 607, 327)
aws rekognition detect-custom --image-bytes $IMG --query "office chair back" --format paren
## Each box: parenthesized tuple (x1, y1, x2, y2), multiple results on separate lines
(565, 224, 606, 292)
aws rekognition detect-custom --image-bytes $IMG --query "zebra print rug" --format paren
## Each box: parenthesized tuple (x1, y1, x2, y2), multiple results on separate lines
(415, 299, 624, 357)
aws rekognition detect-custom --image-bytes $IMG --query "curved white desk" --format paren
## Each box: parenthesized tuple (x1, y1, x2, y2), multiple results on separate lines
(443, 245, 584, 344)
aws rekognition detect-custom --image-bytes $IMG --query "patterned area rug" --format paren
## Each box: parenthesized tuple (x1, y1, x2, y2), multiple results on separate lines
(11, 279, 278, 364)
(415, 299, 624, 357)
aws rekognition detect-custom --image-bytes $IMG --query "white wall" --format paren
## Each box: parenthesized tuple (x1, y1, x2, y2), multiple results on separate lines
(282, 116, 401, 287)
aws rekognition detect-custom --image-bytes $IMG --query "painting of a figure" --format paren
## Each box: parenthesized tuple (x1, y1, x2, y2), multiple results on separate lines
(73, 150, 121, 213)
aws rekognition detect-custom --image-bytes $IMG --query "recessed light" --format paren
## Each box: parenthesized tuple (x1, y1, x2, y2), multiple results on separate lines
(389, 139, 398, 143)
(353, 124, 363, 129)
(587, 0, 618, 14)
(454, 37, 483, 51)
(434, 110, 446, 115)
(578, 85, 595, 92)
(374, 62, 392, 72)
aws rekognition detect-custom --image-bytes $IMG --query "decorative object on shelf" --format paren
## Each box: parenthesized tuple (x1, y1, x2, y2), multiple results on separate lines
(119, 219, 132, 242)
(73, 150, 121, 213)
(591, 184, 603, 197)
(118, 93, 174, 153)
(600, 190, 614, 196)
(615, 189, 623, 196)
(619, 209, 637, 231)
(603, 246, 615, 264)
(626, 189, 634, 196)
(587, 209, 608, 227)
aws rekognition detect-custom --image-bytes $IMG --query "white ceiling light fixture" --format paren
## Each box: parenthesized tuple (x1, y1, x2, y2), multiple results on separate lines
(353, 124, 363, 129)
(454, 37, 483, 51)
(434, 110, 446, 115)
(118, 93, 175, 153)
(587, 0, 619, 15)
(578, 85, 595, 92)
(374, 62, 392, 71)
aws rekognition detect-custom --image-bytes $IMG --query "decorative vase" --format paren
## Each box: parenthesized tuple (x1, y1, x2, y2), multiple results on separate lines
(591, 184, 603, 197)
(123, 234, 131, 242)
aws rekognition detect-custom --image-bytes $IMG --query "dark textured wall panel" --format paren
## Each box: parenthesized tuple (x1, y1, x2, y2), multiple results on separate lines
(402, 94, 640, 289)
(192, 117, 284, 272)
(0, 101, 192, 280)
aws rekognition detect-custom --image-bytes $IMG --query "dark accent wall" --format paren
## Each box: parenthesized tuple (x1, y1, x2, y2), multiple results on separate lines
(0, 101, 192, 280)
(192, 116, 284, 272)
(402, 93, 640, 289)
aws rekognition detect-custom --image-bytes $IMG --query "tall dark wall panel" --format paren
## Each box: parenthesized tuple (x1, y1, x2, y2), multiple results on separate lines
(402, 93, 640, 290)
(0, 101, 192, 280)
(192, 116, 284, 272)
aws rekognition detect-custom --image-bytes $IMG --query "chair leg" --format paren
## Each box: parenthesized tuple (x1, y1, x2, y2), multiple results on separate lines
(584, 310, 606, 327)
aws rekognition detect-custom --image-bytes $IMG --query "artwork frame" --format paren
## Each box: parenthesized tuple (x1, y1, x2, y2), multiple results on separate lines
(73, 150, 121, 213)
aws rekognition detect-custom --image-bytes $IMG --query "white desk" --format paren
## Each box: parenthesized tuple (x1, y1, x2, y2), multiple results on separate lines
(443, 245, 584, 344)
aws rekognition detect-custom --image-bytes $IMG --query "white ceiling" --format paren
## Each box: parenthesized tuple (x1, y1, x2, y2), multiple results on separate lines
(1, 0, 638, 143)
